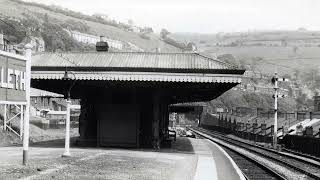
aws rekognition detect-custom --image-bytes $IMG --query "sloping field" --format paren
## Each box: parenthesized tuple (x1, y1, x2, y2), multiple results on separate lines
(203, 46, 320, 75)
(0, 0, 180, 52)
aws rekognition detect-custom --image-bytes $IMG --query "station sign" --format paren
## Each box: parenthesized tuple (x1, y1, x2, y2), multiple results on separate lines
(0, 52, 26, 102)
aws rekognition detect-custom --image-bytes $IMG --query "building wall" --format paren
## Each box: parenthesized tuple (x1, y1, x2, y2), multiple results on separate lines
(78, 88, 169, 148)
(31, 97, 66, 111)
(97, 104, 139, 147)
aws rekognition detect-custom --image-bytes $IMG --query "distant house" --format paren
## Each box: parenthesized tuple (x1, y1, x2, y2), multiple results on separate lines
(42, 107, 81, 124)
(44, 110, 66, 124)
(30, 88, 66, 116)
(0, 32, 10, 51)
(128, 26, 141, 33)
(0, 31, 19, 53)
(0, 29, 45, 55)
(32, 37, 45, 52)
(30, 88, 81, 123)
(64, 29, 124, 50)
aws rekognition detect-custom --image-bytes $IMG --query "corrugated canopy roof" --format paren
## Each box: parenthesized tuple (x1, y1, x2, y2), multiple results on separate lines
(32, 52, 240, 72)
(31, 52, 245, 83)
(32, 71, 242, 83)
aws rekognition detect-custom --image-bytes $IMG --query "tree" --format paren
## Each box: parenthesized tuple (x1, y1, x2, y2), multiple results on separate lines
(41, 21, 84, 52)
(160, 28, 170, 39)
(302, 68, 319, 83)
(0, 17, 27, 43)
(61, 19, 90, 33)
(293, 69, 300, 81)
(238, 59, 247, 69)
(296, 93, 308, 110)
(44, 13, 49, 22)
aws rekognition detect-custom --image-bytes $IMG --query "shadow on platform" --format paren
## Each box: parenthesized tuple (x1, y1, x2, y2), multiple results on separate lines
(29, 136, 195, 154)
(30, 137, 79, 148)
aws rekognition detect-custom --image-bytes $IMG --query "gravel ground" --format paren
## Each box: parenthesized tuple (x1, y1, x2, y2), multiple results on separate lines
(0, 138, 198, 180)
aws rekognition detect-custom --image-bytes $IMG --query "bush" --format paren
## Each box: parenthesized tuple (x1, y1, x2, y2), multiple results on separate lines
(61, 19, 90, 33)
(139, 33, 150, 40)
(11, 0, 124, 29)
(41, 21, 93, 52)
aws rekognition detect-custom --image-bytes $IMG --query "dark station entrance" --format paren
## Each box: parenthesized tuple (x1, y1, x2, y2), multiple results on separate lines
(31, 51, 245, 148)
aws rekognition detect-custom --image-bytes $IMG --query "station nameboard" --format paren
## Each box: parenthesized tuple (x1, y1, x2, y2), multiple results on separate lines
(0, 52, 26, 102)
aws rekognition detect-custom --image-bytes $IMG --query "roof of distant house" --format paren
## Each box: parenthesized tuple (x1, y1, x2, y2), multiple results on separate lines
(31, 88, 64, 97)
(47, 111, 66, 115)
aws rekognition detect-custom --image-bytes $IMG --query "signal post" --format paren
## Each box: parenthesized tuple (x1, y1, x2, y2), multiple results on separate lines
(271, 73, 289, 149)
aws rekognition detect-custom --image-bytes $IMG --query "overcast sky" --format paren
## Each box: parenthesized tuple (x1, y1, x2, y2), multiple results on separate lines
(26, 0, 320, 33)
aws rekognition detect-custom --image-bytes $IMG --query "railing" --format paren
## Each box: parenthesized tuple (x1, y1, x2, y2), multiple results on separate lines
(201, 112, 320, 157)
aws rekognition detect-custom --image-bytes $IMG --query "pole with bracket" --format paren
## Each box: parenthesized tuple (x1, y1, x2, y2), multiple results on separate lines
(62, 70, 76, 157)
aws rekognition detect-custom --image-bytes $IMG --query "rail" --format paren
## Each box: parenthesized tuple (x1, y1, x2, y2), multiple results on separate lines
(189, 127, 320, 180)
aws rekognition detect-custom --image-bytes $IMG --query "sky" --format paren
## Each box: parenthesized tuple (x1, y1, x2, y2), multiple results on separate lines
(26, 0, 320, 33)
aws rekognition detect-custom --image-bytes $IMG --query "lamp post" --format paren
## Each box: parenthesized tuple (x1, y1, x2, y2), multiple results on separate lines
(62, 70, 76, 157)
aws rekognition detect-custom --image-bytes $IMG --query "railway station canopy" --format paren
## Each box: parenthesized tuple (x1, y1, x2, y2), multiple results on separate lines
(31, 52, 244, 103)
(31, 51, 245, 148)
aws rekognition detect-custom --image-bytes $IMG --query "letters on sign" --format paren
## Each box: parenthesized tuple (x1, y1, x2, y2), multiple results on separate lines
(0, 67, 26, 91)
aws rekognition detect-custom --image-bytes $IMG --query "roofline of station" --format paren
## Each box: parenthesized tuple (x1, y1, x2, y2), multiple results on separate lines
(31, 66, 246, 75)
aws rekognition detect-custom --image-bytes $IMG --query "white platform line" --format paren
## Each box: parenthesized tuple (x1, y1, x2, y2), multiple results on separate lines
(194, 156, 218, 180)
(207, 139, 246, 180)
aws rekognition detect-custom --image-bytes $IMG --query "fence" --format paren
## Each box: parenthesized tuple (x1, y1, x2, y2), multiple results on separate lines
(281, 135, 320, 157)
(200, 112, 320, 157)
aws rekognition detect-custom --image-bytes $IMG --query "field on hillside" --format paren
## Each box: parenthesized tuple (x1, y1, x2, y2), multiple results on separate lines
(172, 31, 320, 75)
(0, 0, 180, 52)
(203, 46, 320, 75)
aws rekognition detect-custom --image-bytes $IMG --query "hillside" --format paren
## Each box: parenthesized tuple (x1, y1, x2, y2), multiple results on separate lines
(171, 31, 320, 75)
(209, 90, 297, 112)
(171, 31, 320, 111)
(0, 0, 180, 52)
(204, 46, 320, 75)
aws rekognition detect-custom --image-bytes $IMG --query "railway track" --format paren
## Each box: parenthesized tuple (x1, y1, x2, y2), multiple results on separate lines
(281, 148, 320, 163)
(198, 128, 320, 165)
(189, 127, 320, 180)
(223, 148, 285, 180)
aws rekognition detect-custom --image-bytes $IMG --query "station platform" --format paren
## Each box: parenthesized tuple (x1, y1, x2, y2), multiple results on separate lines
(0, 137, 245, 180)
